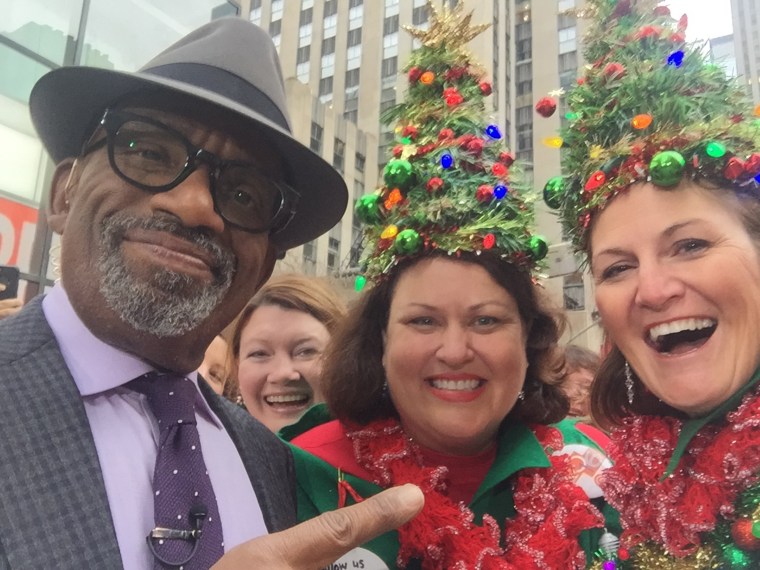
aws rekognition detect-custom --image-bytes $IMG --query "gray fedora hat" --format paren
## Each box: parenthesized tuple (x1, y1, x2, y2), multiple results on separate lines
(29, 17, 347, 251)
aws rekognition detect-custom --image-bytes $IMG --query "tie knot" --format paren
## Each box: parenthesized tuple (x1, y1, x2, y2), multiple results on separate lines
(131, 372, 197, 428)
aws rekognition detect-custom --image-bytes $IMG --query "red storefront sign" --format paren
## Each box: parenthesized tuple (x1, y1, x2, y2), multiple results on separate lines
(0, 196, 39, 269)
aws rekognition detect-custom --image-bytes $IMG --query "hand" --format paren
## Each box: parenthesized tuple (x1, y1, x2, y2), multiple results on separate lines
(212, 483, 424, 570)
(0, 284, 22, 320)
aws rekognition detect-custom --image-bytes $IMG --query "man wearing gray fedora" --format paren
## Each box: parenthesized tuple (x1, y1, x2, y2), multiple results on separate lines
(0, 17, 422, 570)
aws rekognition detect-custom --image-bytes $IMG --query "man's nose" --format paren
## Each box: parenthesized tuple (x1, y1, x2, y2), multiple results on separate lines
(148, 168, 225, 234)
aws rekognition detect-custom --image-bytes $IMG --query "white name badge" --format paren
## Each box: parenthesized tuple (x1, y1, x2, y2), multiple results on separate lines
(322, 547, 389, 570)
(553, 443, 613, 499)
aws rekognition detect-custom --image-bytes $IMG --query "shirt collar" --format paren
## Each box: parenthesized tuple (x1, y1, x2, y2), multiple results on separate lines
(663, 365, 760, 477)
(42, 284, 220, 426)
(472, 421, 550, 504)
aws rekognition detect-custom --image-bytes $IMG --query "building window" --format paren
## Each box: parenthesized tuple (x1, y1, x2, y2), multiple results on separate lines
(298, 23, 312, 45)
(558, 0, 576, 12)
(322, 36, 336, 55)
(303, 240, 317, 268)
(563, 272, 585, 311)
(344, 110, 358, 123)
(558, 51, 577, 73)
(349, 0, 363, 7)
(383, 14, 399, 35)
(345, 68, 360, 90)
(297, 46, 310, 64)
(558, 27, 576, 55)
(347, 28, 362, 46)
(516, 38, 531, 61)
(271, 0, 283, 20)
(299, 7, 313, 25)
(347, 45, 362, 69)
(319, 76, 333, 96)
(310, 122, 323, 153)
(381, 56, 398, 77)
(327, 224, 341, 272)
(412, 5, 428, 25)
(324, 0, 337, 16)
(333, 138, 345, 173)
(268, 19, 281, 38)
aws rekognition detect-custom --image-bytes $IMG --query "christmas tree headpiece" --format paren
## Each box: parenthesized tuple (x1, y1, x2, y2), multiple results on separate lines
(354, 0, 547, 288)
(542, 0, 760, 253)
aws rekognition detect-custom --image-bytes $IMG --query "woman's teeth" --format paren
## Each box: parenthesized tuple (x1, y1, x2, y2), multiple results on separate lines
(265, 394, 309, 405)
(429, 379, 482, 391)
(648, 318, 716, 343)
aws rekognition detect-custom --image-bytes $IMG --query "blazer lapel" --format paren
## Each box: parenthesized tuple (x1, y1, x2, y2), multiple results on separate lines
(0, 299, 123, 569)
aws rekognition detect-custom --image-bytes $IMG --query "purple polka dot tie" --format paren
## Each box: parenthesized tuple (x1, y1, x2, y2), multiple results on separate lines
(132, 372, 224, 569)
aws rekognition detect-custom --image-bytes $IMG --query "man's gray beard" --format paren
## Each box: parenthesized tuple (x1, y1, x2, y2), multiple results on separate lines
(97, 213, 236, 338)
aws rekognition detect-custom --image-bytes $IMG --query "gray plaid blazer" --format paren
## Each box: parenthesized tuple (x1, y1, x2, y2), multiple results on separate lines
(0, 297, 297, 569)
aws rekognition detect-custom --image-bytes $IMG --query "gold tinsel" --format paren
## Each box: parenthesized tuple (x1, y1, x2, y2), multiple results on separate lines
(402, 0, 490, 55)
(588, 543, 722, 570)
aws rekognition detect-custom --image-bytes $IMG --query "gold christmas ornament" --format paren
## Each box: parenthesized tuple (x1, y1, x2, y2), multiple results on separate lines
(403, 0, 490, 55)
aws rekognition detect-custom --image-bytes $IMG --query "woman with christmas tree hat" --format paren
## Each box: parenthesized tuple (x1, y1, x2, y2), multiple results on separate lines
(541, 0, 760, 567)
(280, 2, 617, 569)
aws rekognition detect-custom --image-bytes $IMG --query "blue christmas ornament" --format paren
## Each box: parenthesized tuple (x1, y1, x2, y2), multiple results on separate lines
(485, 124, 502, 139)
(667, 50, 684, 67)
(493, 184, 508, 199)
(755, 173, 760, 184)
(440, 152, 454, 169)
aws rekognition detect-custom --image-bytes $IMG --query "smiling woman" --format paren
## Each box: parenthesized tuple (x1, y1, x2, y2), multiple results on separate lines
(545, 0, 760, 567)
(228, 273, 347, 433)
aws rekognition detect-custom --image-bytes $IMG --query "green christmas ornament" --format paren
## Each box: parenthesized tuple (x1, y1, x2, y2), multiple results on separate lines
(543, 176, 564, 209)
(394, 228, 422, 254)
(384, 159, 414, 189)
(355, 194, 382, 224)
(723, 544, 752, 568)
(649, 150, 686, 187)
(705, 141, 727, 158)
(354, 275, 367, 292)
(528, 235, 549, 260)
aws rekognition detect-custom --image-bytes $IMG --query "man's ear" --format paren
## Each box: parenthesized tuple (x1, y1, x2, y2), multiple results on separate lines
(47, 158, 78, 234)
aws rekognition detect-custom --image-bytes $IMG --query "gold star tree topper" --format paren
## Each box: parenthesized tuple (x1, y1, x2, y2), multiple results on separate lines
(403, 0, 490, 54)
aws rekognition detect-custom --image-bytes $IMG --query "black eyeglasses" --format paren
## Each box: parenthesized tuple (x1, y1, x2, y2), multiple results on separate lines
(81, 109, 299, 234)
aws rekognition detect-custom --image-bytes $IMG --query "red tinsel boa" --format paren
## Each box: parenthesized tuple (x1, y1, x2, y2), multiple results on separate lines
(344, 419, 603, 570)
(602, 387, 760, 557)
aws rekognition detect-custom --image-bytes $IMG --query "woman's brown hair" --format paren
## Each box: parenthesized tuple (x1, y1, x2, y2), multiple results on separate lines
(322, 251, 569, 426)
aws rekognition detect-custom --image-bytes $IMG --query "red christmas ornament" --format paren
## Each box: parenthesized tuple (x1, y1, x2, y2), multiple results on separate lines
(724, 157, 746, 180)
(492, 162, 508, 177)
(415, 143, 436, 156)
(408, 66, 422, 83)
(670, 31, 686, 43)
(731, 114, 744, 124)
(678, 14, 688, 32)
(585, 170, 607, 191)
(438, 128, 455, 141)
(426, 177, 444, 193)
(457, 134, 476, 148)
(384, 188, 403, 210)
(392, 145, 404, 158)
(745, 153, 760, 175)
(535, 96, 558, 118)
(603, 62, 626, 80)
(443, 87, 464, 106)
(653, 5, 670, 17)
(636, 25, 662, 40)
(618, 548, 630, 561)
(499, 152, 515, 167)
(577, 77, 585, 85)
(476, 185, 493, 202)
(445, 66, 467, 82)
(479, 81, 492, 96)
(402, 125, 418, 139)
(466, 138, 485, 156)
(482, 233, 496, 249)
(731, 519, 760, 550)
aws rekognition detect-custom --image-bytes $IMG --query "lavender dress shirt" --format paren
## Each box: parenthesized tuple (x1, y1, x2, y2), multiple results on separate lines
(42, 285, 268, 570)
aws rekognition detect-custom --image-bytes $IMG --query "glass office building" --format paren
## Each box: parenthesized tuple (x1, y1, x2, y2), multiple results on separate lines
(1, 0, 238, 298)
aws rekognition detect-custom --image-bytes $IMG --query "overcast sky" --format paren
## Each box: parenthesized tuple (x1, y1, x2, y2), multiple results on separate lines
(663, 0, 734, 41)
